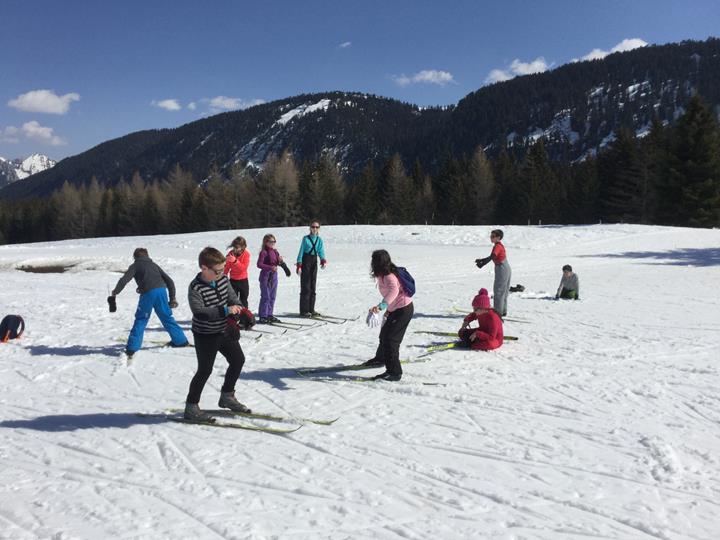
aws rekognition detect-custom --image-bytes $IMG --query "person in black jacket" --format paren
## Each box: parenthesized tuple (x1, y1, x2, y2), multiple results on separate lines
(109, 248, 188, 358)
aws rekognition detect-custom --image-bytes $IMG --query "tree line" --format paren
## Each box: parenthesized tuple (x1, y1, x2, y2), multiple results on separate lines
(1, 95, 718, 245)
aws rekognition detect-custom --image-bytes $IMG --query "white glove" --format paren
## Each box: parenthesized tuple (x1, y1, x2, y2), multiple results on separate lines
(366, 310, 383, 329)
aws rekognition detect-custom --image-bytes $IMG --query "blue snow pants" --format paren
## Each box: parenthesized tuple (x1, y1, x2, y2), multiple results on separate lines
(126, 287, 188, 353)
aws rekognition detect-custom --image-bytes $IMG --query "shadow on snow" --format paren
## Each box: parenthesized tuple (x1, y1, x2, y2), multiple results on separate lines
(0, 413, 166, 432)
(581, 247, 720, 267)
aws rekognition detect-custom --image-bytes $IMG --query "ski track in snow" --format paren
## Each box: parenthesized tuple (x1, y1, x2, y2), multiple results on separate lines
(0, 224, 719, 539)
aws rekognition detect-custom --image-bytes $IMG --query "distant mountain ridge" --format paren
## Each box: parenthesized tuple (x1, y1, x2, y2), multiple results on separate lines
(0, 154, 56, 188)
(2, 37, 719, 200)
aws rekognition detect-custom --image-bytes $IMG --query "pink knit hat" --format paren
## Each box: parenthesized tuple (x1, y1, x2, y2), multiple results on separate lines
(472, 288, 491, 309)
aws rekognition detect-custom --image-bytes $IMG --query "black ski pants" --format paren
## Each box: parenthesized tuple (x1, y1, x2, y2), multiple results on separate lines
(299, 254, 318, 314)
(186, 327, 245, 404)
(230, 278, 249, 308)
(374, 303, 413, 376)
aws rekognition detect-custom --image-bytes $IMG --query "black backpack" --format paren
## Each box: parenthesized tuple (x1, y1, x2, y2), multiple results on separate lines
(1, 315, 25, 342)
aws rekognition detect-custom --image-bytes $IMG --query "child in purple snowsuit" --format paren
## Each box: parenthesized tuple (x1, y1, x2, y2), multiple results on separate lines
(257, 234, 284, 323)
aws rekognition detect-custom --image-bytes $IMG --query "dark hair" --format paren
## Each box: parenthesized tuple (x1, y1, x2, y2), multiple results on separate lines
(133, 248, 149, 259)
(309, 219, 321, 227)
(198, 247, 225, 268)
(370, 249, 397, 278)
(229, 236, 246, 250)
(562, 264, 573, 272)
(490, 229, 504, 240)
(260, 234, 276, 252)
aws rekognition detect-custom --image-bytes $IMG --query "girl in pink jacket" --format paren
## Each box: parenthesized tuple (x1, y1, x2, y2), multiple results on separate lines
(224, 236, 251, 307)
(363, 250, 414, 381)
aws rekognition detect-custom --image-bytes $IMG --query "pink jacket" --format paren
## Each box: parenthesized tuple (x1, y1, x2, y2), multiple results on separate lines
(224, 249, 250, 280)
(378, 273, 413, 312)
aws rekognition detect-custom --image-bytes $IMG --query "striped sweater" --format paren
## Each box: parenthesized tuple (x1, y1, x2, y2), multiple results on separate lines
(188, 274, 241, 334)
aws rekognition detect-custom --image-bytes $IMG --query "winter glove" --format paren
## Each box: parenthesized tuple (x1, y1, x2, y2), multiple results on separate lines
(169, 299, 179, 309)
(107, 295, 117, 312)
(475, 257, 491, 269)
(279, 261, 292, 277)
(295, 263, 302, 275)
(366, 310, 383, 329)
(320, 259, 327, 269)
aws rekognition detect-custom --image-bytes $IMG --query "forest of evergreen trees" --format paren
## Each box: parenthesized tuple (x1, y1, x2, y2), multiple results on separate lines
(1, 95, 718, 245)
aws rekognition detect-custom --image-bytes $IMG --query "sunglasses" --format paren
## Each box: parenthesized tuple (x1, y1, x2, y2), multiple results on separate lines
(310, 226, 320, 229)
(205, 266, 224, 276)
(267, 240, 276, 244)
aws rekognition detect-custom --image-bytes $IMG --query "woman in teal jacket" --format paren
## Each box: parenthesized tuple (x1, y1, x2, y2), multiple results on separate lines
(295, 219, 327, 316)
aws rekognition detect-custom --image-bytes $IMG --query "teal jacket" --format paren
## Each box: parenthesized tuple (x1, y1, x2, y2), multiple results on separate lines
(296, 234, 326, 263)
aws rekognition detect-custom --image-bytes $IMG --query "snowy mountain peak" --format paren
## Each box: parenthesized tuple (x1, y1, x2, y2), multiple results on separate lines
(0, 153, 56, 187)
(16, 153, 56, 179)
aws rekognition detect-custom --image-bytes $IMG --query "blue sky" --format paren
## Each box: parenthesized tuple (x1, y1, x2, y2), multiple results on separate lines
(1, 0, 718, 161)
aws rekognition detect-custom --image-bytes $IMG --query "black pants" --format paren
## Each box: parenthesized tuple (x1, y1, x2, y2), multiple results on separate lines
(186, 327, 245, 404)
(374, 303, 413, 376)
(230, 279, 249, 308)
(299, 254, 318, 314)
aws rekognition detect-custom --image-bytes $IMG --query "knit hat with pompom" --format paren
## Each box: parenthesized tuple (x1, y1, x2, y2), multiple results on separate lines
(472, 288, 491, 309)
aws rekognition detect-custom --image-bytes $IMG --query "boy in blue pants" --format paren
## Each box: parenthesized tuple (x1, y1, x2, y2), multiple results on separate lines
(109, 248, 188, 358)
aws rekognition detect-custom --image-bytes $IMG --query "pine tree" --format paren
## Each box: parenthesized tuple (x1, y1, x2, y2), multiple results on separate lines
(316, 153, 346, 223)
(662, 95, 720, 227)
(464, 146, 496, 224)
(493, 150, 520, 224)
(598, 128, 647, 223)
(351, 162, 379, 224)
(298, 159, 321, 222)
(519, 140, 562, 224)
(380, 154, 414, 224)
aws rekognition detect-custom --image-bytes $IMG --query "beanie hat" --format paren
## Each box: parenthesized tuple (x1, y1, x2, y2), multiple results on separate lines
(472, 288, 491, 310)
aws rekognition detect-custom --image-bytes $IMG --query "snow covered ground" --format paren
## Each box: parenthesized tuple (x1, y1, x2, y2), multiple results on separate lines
(1, 224, 719, 540)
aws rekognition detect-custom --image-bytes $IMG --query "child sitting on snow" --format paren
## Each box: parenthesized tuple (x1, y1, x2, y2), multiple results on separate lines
(555, 265, 580, 300)
(458, 288, 504, 351)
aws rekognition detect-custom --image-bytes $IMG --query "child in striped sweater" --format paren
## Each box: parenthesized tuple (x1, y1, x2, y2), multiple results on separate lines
(185, 247, 252, 422)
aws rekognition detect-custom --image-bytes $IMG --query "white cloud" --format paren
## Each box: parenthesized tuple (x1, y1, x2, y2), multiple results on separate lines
(575, 38, 648, 62)
(187, 102, 197, 110)
(485, 57, 550, 84)
(393, 69, 456, 87)
(1, 125, 20, 143)
(8, 89, 80, 114)
(339, 41, 352, 49)
(1, 121, 66, 145)
(151, 99, 182, 111)
(204, 96, 265, 113)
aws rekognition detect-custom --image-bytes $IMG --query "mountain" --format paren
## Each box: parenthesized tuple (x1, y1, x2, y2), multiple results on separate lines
(0, 154, 56, 188)
(2, 37, 719, 200)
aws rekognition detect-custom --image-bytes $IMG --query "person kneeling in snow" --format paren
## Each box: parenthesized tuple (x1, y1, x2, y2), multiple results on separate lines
(555, 264, 580, 300)
(458, 288, 504, 351)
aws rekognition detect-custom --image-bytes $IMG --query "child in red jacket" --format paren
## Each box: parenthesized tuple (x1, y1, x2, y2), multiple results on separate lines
(458, 288, 504, 351)
(224, 236, 251, 307)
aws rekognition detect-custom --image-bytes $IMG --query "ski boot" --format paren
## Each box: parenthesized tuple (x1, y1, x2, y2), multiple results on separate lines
(184, 403, 215, 422)
(218, 392, 251, 414)
(372, 371, 401, 382)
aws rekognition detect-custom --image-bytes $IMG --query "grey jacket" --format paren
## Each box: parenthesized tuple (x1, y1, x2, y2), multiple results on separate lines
(556, 273, 580, 297)
(112, 256, 177, 300)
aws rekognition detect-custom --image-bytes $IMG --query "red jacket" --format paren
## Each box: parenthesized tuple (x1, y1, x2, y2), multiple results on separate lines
(491, 242, 506, 264)
(224, 249, 251, 280)
(459, 310, 504, 351)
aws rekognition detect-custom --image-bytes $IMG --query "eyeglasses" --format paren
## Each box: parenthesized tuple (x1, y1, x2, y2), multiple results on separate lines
(267, 240, 276, 244)
(310, 226, 320, 229)
(205, 266, 223, 276)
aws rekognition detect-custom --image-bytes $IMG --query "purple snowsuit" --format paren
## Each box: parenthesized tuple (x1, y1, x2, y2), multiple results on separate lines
(257, 248, 281, 318)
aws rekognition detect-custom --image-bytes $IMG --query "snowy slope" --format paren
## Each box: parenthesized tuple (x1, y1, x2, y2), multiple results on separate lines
(0, 224, 719, 539)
